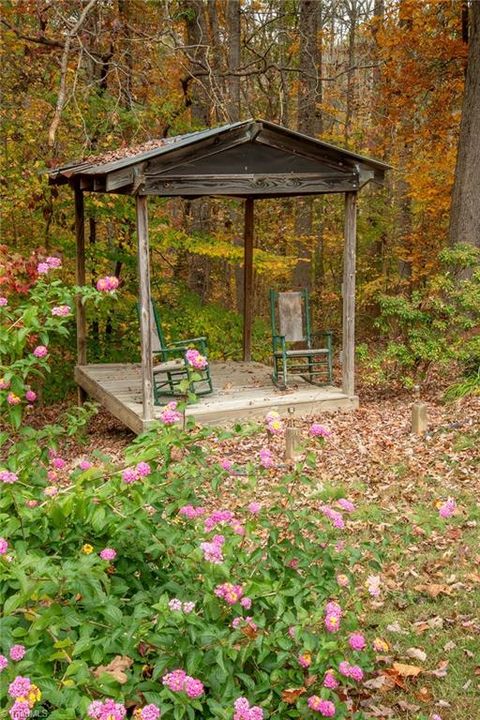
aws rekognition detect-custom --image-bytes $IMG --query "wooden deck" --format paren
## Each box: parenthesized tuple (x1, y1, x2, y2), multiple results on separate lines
(75, 362, 358, 434)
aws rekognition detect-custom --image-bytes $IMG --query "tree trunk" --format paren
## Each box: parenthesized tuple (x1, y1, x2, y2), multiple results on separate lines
(226, 0, 241, 122)
(449, 1, 480, 247)
(294, 0, 322, 289)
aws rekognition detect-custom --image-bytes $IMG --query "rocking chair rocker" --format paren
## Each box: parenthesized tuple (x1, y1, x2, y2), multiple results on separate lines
(269, 288, 333, 389)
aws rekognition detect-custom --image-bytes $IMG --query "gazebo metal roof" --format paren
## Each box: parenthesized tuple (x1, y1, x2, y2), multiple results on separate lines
(48, 118, 389, 198)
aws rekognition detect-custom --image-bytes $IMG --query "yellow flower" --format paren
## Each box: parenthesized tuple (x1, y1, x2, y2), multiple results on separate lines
(82, 544, 93, 555)
(27, 685, 41, 707)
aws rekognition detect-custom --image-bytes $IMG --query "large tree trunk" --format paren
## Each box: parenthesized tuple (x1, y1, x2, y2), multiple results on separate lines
(294, 0, 322, 289)
(449, 1, 480, 247)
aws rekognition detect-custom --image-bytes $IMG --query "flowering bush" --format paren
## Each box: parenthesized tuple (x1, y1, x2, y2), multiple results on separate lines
(0, 256, 102, 428)
(0, 408, 378, 719)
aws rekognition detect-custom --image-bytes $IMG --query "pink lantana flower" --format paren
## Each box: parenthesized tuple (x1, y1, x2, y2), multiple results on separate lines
(0, 538, 8, 555)
(96, 276, 119, 292)
(185, 348, 208, 370)
(337, 498, 355, 512)
(33, 345, 48, 358)
(7, 393, 20, 405)
(0, 297, 7, 307)
(99, 548, 117, 561)
(323, 670, 339, 689)
(259, 447, 274, 469)
(348, 632, 366, 651)
(438, 498, 456, 518)
(298, 652, 311, 668)
(51, 305, 71, 317)
(247, 501, 262, 514)
(0, 654, 8, 671)
(9, 645, 25, 661)
(309, 423, 331, 438)
(25, 390, 37, 403)
(307, 696, 336, 717)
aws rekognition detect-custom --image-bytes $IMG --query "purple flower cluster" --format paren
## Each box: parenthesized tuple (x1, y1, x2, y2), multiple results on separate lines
(185, 348, 208, 370)
(99, 548, 116, 561)
(122, 461, 152, 484)
(307, 696, 336, 717)
(233, 697, 263, 720)
(348, 632, 366, 651)
(214, 582, 245, 606)
(320, 505, 345, 530)
(324, 601, 342, 633)
(323, 670, 339, 689)
(8, 676, 31, 698)
(439, 497, 456, 518)
(309, 423, 331, 438)
(265, 411, 284, 435)
(32, 345, 48, 359)
(168, 598, 195, 613)
(259, 448, 274, 468)
(133, 705, 161, 720)
(338, 660, 364, 681)
(51, 305, 70, 317)
(179, 505, 205, 520)
(159, 401, 182, 425)
(96, 276, 119, 292)
(337, 498, 355, 513)
(231, 616, 257, 632)
(37, 256, 61, 275)
(88, 699, 126, 719)
(0, 470, 18, 484)
(204, 509, 244, 535)
(200, 534, 224, 563)
(163, 669, 204, 699)
(9, 645, 25, 661)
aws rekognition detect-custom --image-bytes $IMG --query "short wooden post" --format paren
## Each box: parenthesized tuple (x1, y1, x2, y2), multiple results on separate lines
(243, 197, 254, 362)
(342, 192, 357, 397)
(74, 184, 87, 404)
(285, 407, 301, 460)
(135, 195, 154, 422)
(411, 385, 428, 434)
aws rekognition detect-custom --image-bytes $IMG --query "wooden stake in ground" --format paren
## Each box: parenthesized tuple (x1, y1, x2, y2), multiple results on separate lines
(285, 407, 301, 460)
(411, 385, 428, 435)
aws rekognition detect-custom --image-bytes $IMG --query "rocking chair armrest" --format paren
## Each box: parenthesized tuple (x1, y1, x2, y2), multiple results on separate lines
(154, 347, 188, 359)
(170, 337, 208, 351)
(311, 331, 333, 347)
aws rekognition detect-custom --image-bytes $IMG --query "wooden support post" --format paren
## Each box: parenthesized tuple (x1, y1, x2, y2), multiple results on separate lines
(342, 192, 357, 397)
(135, 195, 154, 422)
(243, 197, 254, 362)
(74, 185, 87, 404)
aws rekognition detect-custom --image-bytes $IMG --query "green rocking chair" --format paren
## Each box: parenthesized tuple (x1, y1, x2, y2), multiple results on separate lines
(269, 288, 333, 389)
(143, 300, 213, 403)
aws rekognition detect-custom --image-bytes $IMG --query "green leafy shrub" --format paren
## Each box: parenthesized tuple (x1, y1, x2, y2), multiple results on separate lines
(1, 420, 374, 719)
(358, 244, 480, 388)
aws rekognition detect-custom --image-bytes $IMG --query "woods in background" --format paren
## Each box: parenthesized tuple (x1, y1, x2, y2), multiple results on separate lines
(1, 0, 478, 377)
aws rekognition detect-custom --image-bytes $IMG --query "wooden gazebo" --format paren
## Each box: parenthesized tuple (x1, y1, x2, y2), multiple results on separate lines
(48, 119, 388, 433)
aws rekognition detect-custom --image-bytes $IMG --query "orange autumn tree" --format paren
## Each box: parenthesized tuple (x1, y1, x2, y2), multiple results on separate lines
(375, 0, 467, 286)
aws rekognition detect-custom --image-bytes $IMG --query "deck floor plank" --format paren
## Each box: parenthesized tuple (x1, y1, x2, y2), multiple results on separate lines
(76, 362, 358, 433)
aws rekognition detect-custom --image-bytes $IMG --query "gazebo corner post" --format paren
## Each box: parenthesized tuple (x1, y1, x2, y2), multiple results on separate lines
(243, 197, 255, 362)
(135, 194, 154, 423)
(74, 183, 87, 404)
(342, 191, 358, 397)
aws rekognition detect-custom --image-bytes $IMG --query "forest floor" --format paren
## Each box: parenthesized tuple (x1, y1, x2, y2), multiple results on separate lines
(44, 386, 480, 720)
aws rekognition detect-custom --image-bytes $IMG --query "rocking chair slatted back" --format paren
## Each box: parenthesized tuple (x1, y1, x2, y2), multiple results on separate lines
(278, 291, 305, 342)
(149, 300, 166, 353)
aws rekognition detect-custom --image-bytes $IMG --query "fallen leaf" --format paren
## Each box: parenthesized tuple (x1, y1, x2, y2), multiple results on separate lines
(386, 621, 408, 634)
(396, 699, 421, 712)
(443, 640, 456, 651)
(281, 687, 306, 704)
(363, 674, 396, 692)
(406, 647, 427, 662)
(414, 583, 452, 598)
(93, 655, 132, 684)
(391, 662, 423, 678)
